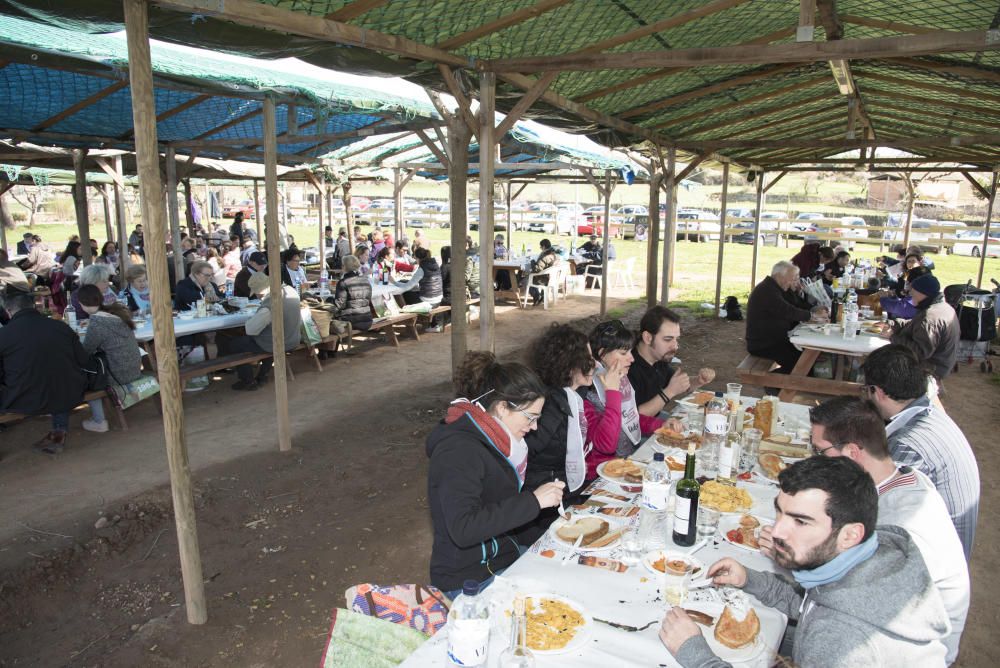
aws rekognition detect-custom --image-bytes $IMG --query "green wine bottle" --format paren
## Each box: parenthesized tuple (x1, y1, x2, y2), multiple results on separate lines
(672, 441, 701, 547)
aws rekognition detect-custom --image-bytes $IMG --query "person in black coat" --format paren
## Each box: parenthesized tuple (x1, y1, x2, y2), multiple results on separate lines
(745, 261, 821, 373)
(175, 260, 224, 312)
(0, 289, 89, 453)
(233, 252, 268, 299)
(425, 351, 565, 597)
(331, 255, 373, 331)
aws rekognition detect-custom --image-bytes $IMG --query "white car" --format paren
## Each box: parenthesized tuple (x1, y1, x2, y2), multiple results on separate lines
(676, 209, 719, 242)
(619, 204, 648, 216)
(952, 230, 1000, 258)
(832, 216, 869, 240)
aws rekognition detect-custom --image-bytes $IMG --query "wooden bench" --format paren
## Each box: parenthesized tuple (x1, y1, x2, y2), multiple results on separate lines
(356, 313, 420, 347)
(0, 389, 129, 430)
(416, 298, 480, 331)
(737, 352, 864, 401)
(736, 354, 781, 387)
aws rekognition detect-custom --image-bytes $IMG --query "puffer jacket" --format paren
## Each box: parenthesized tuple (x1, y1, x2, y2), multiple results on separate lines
(890, 294, 959, 379)
(418, 257, 443, 301)
(333, 271, 373, 328)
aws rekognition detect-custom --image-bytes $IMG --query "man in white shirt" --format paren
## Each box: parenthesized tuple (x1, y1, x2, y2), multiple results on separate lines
(804, 396, 968, 664)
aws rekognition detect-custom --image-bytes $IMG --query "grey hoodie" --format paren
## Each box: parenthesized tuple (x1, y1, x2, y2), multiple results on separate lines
(676, 526, 949, 668)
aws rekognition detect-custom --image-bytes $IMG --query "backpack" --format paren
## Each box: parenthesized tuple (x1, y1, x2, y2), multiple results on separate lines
(82, 349, 111, 392)
(724, 295, 744, 321)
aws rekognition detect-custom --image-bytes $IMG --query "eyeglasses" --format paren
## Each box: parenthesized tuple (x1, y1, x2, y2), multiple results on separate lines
(811, 441, 843, 457)
(198, 272, 214, 279)
(509, 402, 541, 425)
(860, 384, 877, 397)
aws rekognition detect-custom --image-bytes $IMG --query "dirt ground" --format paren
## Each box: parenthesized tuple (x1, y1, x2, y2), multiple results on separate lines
(0, 294, 997, 667)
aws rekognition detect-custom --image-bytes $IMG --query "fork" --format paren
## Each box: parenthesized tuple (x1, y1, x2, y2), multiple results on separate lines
(555, 478, 570, 520)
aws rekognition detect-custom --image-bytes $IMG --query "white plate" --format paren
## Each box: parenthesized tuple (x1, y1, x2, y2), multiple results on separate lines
(641, 550, 706, 578)
(596, 459, 646, 488)
(547, 516, 623, 552)
(688, 601, 768, 664)
(718, 514, 769, 553)
(674, 392, 714, 409)
(517, 593, 594, 655)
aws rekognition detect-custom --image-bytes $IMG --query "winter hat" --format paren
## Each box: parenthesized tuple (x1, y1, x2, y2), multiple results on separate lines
(909, 273, 940, 298)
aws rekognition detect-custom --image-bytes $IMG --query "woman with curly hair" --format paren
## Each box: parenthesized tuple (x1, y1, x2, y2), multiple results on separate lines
(425, 351, 565, 597)
(584, 320, 664, 479)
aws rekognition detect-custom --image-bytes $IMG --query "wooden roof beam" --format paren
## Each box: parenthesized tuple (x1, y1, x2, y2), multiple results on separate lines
(682, 93, 836, 137)
(891, 57, 1000, 85)
(193, 107, 262, 140)
(867, 106, 1000, 135)
(33, 80, 129, 132)
(715, 102, 844, 140)
(334, 132, 408, 161)
(871, 99, 1000, 129)
(839, 14, 935, 35)
(119, 93, 212, 140)
(494, 71, 558, 138)
(866, 88, 1000, 120)
(481, 30, 1000, 72)
(675, 131, 1000, 151)
(324, 0, 391, 22)
(435, 0, 573, 50)
(857, 71, 1000, 107)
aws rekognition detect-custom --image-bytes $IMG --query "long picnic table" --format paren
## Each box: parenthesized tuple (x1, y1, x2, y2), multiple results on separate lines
(779, 322, 890, 401)
(400, 397, 805, 667)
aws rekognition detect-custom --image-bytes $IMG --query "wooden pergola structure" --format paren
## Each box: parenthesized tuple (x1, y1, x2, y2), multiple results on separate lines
(5, 0, 1000, 623)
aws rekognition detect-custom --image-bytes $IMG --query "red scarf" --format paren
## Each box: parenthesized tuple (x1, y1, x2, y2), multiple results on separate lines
(445, 400, 511, 458)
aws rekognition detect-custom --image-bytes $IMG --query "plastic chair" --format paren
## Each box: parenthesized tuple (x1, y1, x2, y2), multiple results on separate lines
(521, 267, 557, 309)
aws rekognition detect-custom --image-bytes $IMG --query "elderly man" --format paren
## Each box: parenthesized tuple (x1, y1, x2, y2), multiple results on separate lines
(877, 274, 959, 380)
(803, 396, 968, 664)
(745, 260, 817, 373)
(861, 344, 979, 559)
(18, 234, 55, 280)
(16, 232, 33, 255)
(175, 260, 224, 312)
(0, 288, 89, 454)
(660, 456, 950, 668)
(217, 272, 302, 391)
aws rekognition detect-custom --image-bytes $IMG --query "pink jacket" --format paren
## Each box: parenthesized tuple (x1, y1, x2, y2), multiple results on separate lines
(583, 389, 662, 479)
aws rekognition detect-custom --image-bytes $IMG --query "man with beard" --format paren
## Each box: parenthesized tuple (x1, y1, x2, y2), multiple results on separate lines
(659, 456, 950, 667)
(627, 306, 714, 417)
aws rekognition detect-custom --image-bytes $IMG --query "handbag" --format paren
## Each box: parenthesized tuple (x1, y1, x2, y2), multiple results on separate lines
(344, 583, 450, 637)
(82, 350, 111, 392)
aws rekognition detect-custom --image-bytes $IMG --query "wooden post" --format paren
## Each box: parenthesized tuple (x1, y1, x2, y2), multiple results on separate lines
(714, 162, 730, 318)
(393, 167, 403, 243)
(122, 0, 206, 625)
(977, 172, 998, 288)
(113, 156, 129, 265)
(281, 182, 290, 248)
(901, 173, 915, 250)
(325, 184, 334, 244)
(343, 181, 355, 244)
(505, 182, 513, 255)
(183, 178, 195, 230)
(600, 170, 612, 317)
(262, 97, 292, 452)
(165, 147, 184, 287)
(660, 148, 676, 305)
(448, 119, 472, 371)
(253, 179, 263, 242)
(750, 173, 765, 290)
(478, 72, 497, 352)
(72, 149, 92, 267)
(646, 164, 661, 308)
(100, 185, 114, 244)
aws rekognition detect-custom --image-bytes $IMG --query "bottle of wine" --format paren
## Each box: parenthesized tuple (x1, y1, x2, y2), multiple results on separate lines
(672, 442, 700, 547)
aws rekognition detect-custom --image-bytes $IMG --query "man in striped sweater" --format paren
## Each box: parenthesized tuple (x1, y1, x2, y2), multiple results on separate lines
(807, 396, 969, 665)
(861, 344, 980, 561)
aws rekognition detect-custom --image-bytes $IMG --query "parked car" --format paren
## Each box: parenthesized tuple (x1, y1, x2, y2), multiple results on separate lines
(528, 202, 558, 213)
(619, 204, 648, 216)
(350, 197, 371, 211)
(790, 212, 825, 238)
(832, 216, 869, 240)
(952, 229, 1000, 257)
(676, 209, 719, 242)
(731, 212, 783, 245)
(222, 199, 256, 219)
(726, 207, 754, 220)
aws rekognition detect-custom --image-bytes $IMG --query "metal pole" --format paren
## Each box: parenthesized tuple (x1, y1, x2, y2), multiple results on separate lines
(600, 170, 611, 317)
(750, 173, 765, 290)
(478, 72, 497, 352)
(660, 148, 676, 305)
(977, 172, 998, 288)
(123, 0, 206, 625)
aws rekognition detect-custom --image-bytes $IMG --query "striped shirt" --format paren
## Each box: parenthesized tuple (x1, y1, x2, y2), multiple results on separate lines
(887, 396, 980, 560)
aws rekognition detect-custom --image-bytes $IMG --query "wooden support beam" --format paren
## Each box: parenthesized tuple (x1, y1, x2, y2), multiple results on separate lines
(262, 97, 292, 453)
(798, 0, 816, 42)
(620, 64, 801, 120)
(867, 107, 999, 138)
(99, 184, 114, 243)
(575, 25, 797, 104)
(660, 148, 676, 305)
(123, 0, 206, 626)
(304, 170, 326, 252)
(763, 171, 788, 193)
(173, 120, 439, 148)
(646, 165, 662, 308)
(414, 128, 449, 167)
(324, 0, 389, 21)
(961, 171, 991, 199)
(165, 147, 184, 287)
(600, 170, 612, 317)
(478, 72, 497, 353)
(714, 161, 730, 317)
(871, 99, 1000, 130)
(436, 0, 572, 50)
(120, 93, 212, 140)
(253, 179, 262, 242)
(71, 149, 92, 267)
(446, 116, 473, 373)
(193, 107, 262, 140)
(577, 168, 608, 199)
(675, 131, 1000, 151)
(902, 173, 915, 249)
(715, 102, 842, 140)
(977, 172, 998, 288)
(494, 72, 558, 138)
(890, 57, 1000, 85)
(34, 80, 129, 132)
(857, 71, 1000, 107)
(866, 89, 1000, 120)
(683, 94, 830, 137)
(840, 14, 935, 35)
(676, 154, 706, 182)
(438, 65, 481, 141)
(749, 173, 765, 289)
(482, 30, 1000, 73)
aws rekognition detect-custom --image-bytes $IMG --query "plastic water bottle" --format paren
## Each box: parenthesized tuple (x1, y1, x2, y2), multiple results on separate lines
(639, 453, 671, 550)
(65, 309, 77, 331)
(448, 580, 490, 666)
(701, 392, 729, 478)
(225, 279, 234, 299)
(318, 267, 329, 296)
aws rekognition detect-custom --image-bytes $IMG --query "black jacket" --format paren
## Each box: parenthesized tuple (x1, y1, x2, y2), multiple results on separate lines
(0, 309, 89, 414)
(332, 271, 373, 328)
(426, 414, 541, 591)
(174, 276, 223, 312)
(523, 387, 572, 492)
(745, 275, 812, 353)
(418, 258, 443, 301)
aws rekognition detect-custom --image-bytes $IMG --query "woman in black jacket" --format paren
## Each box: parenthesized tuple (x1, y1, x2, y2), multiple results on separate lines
(331, 255, 373, 331)
(425, 351, 565, 597)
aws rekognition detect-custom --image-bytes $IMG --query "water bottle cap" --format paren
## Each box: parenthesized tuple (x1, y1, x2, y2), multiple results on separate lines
(714, 391, 723, 397)
(653, 452, 665, 462)
(462, 580, 480, 597)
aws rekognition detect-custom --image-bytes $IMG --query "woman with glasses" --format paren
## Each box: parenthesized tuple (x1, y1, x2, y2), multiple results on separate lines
(174, 260, 224, 312)
(426, 351, 566, 599)
(584, 320, 665, 479)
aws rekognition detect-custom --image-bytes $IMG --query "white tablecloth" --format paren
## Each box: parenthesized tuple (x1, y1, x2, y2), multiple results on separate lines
(130, 311, 253, 343)
(789, 323, 890, 356)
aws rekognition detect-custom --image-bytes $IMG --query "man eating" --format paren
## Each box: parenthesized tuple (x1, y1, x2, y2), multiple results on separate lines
(660, 456, 949, 667)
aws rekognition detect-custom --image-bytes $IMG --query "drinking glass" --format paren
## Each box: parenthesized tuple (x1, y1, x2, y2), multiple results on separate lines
(685, 409, 704, 436)
(725, 383, 742, 413)
(662, 569, 690, 607)
(739, 428, 763, 474)
(621, 529, 643, 567)
(696, 507, 720, 541)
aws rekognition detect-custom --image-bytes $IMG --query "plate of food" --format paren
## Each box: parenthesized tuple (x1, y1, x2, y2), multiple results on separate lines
(547, 516, 624, 552)
(756, 453, 789, 482)
(676, 391, 715, 408)
(698, 481, 754, 514)
(515, 594, 593, 654)
(719, 514, 767, 552)
(642, 550, 705, 578)
(685, 602, 766, 663)
(654, 425, 702, 451)
(596, 458, 645, 488)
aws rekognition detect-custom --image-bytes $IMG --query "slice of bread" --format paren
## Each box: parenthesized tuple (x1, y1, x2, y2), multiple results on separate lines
(758, 453, 787, 479)
(714, 605, 760, 649)
(555, 517, 609, 546)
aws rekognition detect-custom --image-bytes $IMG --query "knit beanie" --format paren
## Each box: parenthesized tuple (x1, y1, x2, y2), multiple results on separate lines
(909, 273, 940, 298)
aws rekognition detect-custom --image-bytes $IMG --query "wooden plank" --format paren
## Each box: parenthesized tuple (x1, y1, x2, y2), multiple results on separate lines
(675, 154, 706, 182)
(494, 72, 558, 138)
(749, 174, 764, 289)
(839, 14, 935, 35)
(436, 0, 572, 50)
(961, 171, 991, 199)
(867, 107, 1000, 138)
(675, 131, 1000, 151)
(438, 65, 481, 141)
(413, 128, 449, 167)
(890, 57, 1000, 85)
(120, 93, 212, 139)
(123, 0, 206, 626)
(447, 113, 473, 372)
(763, 171, 788, 193)
(683, 94, 831, 137)
(867, 88, 1000, 120)
(798, 0, 816, 42)
(174, 119, 438, 148)
(646, 164, 661, 308)
(194, 107, 262, 140)
(34, 80, 128, 132)
(478, 72, 497, 352)
(660, 148, 675, 305)
(600, 170, 612, 317)
(482, 30, 1000, 73)
(575, 25, 797, 104)
(337, 131, 407, 161)
(715, 102, 843, 140)
(977, 172, 998, 288)
(714, 161, 730, 317)
(857, 70, 1000, 107)
(165, 147, 185, 288)
(871, 99, 1000, 130)
(71, 149, 91, 266)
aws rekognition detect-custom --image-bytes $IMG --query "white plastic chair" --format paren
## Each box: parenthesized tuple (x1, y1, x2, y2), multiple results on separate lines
(521, 267, 557, 309)
(612, 257, 636, 288)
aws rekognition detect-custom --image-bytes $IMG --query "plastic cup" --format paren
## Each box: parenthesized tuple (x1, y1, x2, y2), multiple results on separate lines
(621, 530, 642, 567)
(696, 507, 720, 541)
(740, 428, 763, 473)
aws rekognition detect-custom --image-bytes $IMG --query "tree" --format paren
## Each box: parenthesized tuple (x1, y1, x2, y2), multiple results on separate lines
(8, 185, 42, 227)
(0, 192, 13, 231)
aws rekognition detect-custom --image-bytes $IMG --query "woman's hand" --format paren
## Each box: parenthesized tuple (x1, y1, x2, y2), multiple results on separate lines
(602, 357, 628, 390)
(532, 481, 565, 509)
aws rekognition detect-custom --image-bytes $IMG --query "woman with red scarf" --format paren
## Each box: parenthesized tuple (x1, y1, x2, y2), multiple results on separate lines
(425, 352, 565, 598)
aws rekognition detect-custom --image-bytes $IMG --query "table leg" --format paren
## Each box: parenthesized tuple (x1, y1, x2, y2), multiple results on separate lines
(142, 341, 158, 373)
(778, 349, 821, 402)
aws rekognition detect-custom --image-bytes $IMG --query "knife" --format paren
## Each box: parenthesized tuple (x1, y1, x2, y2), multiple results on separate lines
(592, 617, 659, 632)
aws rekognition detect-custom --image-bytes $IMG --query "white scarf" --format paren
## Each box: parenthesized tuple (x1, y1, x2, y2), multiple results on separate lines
(592, 362, 642, 446)
(563, 387, 589, 491)
(497, 418, 528, 485)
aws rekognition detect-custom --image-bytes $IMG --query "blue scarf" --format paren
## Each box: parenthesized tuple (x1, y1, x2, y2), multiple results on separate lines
(792, 531, 879, 589)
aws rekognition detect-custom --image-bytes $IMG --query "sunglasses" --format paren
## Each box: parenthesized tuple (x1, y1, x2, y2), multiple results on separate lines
(595, 319, 627, 336)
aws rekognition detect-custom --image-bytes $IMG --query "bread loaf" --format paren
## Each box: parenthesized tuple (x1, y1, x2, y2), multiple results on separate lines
(714, 605, 760, 649)
(555, 517, 609, 546)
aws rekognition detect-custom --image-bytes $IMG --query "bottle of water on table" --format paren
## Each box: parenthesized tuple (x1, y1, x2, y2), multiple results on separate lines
(701, 392, 729, 478)
(639, 453, 671, 550)
(225, 279, 234, 299)
(448, 579, 490, 667)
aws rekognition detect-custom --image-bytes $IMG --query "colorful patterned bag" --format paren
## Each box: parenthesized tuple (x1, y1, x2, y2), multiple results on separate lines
(344, 583, 450, 637)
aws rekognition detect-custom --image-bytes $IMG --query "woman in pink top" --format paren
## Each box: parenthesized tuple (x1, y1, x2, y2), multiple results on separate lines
(222, 241, 242, 280)
(583, 320, 664, 479)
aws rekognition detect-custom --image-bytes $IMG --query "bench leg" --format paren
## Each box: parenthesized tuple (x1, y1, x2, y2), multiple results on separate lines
(386, 326, 400, 347)
(778, 349, 821, 402)
(407, 322, 420, 341)
(307, 344, 324, 373)
(104, 395, 128, 431)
